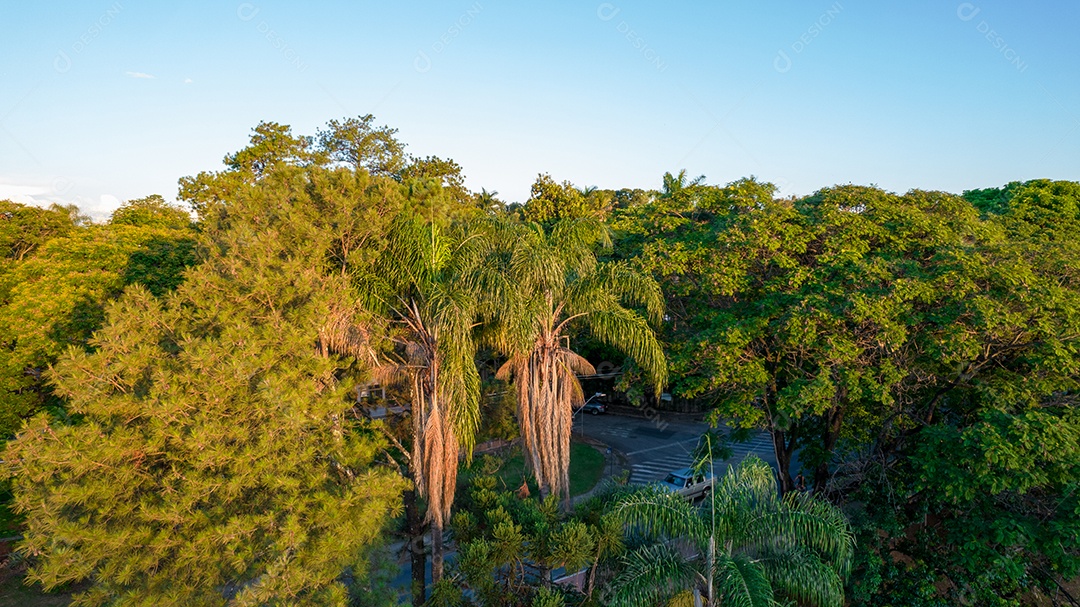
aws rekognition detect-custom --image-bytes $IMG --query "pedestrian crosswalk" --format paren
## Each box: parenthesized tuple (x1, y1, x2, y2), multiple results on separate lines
(627, 432, 775, 485)
(723, 431, 774, 459)
(629, 452, 693, 484)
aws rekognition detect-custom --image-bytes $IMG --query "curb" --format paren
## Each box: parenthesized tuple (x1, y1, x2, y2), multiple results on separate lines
(570, 436, 631, 505)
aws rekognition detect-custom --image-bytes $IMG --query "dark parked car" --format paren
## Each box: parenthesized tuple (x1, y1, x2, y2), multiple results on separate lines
(580, 401, 606, 415)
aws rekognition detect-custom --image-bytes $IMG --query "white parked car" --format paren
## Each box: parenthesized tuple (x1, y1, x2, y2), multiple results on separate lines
(658, 468, 715, 500)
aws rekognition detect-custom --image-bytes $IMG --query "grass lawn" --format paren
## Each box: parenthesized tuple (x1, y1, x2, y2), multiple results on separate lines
(489, 441, 606, 497)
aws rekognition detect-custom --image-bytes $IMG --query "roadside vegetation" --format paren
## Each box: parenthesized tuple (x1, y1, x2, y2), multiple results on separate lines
(0, 116, 1077, 606)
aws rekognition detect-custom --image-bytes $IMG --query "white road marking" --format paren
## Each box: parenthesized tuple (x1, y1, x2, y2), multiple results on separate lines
(625, 438, 699, 456)
(626, 433, 776, 484)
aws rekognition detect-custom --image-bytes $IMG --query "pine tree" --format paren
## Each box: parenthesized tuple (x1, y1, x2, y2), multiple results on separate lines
(4, 173, 406, 607)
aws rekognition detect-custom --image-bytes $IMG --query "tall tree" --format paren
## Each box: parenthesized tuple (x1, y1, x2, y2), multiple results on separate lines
(475, 188, 505, 215)
(614, 179, 988, 493)
(178, 116, 483, 601)
(0, 200, 74, 263)
(316, 114, 407, 178)
(615, 175, 1080, 602)
(367, 214, 486, 584)
(659, 169, 705, 201)
(490, 218, 666, 508)
(400, 155, 472, 207)
(3, 187, 406, 605)
(109, 194, 192, 230)
(520, 175, 612, 224)
(178, 121, 315, 218)
(847, 180, 1080, 604)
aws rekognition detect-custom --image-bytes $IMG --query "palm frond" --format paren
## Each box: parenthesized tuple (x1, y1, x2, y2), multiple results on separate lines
(769, 491, 855, 577)
(578, 260, 665, 326)
(494, 356, 521, 382)
(607, 543, 698, 607)
(316, 297, 377, 363)
(713, 553, 776, 607)
(754, 545, 845, 607)
(581, 307, 667, 391)
(550, 216, 612, 263)
(613, 484, 709, 547)
(558, 348, 596, 376)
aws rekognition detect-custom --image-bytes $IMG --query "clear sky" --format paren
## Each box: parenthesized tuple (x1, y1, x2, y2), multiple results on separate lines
(2, 1, 1078, 218)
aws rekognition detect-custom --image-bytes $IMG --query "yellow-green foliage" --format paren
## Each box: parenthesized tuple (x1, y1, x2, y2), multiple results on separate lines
(0, 198, 196, 438)
(4, 187, 406, 605)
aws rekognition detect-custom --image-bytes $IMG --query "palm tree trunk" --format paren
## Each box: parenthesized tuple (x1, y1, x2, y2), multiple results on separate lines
(586, 557, 599, 597)
(404, 489, 427, 605)
(706, 535, 715, 607)
(557, 351, 572, 511)
(431, 518, 444, 584)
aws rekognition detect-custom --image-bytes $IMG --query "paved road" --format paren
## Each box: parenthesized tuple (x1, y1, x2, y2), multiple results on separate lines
(572, 410, 777, 485)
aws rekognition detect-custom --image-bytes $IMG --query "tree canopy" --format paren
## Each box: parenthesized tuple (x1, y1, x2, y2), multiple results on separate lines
(4, 181, 407, 605)
(0, 197, 196, 438)
(614, 177, 1080, 603)
(2, 114, 1078, 607)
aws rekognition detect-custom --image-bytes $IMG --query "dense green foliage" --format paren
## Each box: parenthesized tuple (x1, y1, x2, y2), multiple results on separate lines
(3, 182, 407, 605)
(519, 175, 612, 224)
(434, 455, 600, 607)
(0, 200, 74, 262)
(0, 196, 196, 438)
(614, 176, 1080, 604)
(2, 115, 1077, 606)
(609, 457, 853, 607)
(850, 179, 1080, 605)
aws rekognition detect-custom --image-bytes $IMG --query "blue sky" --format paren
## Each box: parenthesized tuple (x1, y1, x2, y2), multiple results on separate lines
(2, 1, 1078, 218)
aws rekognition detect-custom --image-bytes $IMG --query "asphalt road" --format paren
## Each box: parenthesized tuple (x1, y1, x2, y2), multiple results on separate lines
(572, 410, 777, 484)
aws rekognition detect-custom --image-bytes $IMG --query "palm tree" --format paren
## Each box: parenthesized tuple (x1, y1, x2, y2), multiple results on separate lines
(660, 169, 706, 199)
(369, 214, 485, 584)
(609, 456, 854, 607)
(476, 188, 505, 214)
(489, 218, 666, 508)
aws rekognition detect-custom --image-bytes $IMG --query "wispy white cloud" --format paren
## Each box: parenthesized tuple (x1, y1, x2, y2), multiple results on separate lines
(0, 178, 116, 222)
(0, 182, 50, 205)
(98, 194, 120, 212)
(183, 78, 193, 84)
(125, 71, 155, 79)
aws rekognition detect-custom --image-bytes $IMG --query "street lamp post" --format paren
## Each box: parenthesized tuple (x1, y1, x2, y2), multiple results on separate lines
(576, 392, 606, 437)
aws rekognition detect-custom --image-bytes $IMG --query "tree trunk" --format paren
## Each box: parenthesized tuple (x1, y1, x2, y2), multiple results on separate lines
(404, 489, 427, 606)
(586, 557, 599, 597)
(706, 535, 715, 607)
(431, 518, 444, 585)
(813, 405, 843, 495)
(772, 428, 795, 494)
(539, 563, 552, 588)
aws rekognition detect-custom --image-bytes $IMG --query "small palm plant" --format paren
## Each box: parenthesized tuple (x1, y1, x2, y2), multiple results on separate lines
(609, 456, 853, 607)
